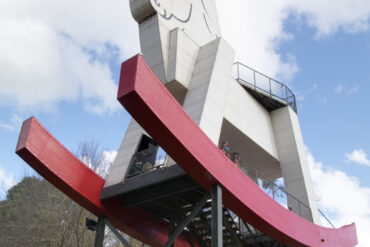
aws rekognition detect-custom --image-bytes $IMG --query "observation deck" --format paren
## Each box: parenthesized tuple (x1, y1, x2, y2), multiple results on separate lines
(233, 62, 297, 113)
(101, 147, 335, 247)
(101, 150, 289, 247)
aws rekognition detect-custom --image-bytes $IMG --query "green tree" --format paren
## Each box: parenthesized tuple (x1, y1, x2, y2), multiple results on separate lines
(0, 176, 96, 247)
(261, 179, 285, 200)
(0, 141, 146, 247)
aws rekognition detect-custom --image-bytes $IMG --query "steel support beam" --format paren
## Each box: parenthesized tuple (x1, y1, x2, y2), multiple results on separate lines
(211, 185, 222, 247)
(106, 220, 131, 247)
(94, 217, 131, 247)
(182, 232, 196, 247)
(163, 192, 210, 247)
(168, 221, 175, 247)
(272, 241, 280, 247)
(242, 220, 265, 247)
(94, 216, 105, 247)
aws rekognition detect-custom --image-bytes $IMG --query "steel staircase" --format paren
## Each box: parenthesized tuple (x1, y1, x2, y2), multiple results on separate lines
(182, 203, 247, 247)
(108, 164, 286, 247)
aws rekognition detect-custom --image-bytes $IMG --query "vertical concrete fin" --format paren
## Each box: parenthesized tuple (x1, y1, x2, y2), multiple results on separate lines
(182, 38, 222, 126)
(140, 15, 167, 83)
(167, 28, 200, 88)
(183, 38, 235, 144)
(271, 106, 321, 224)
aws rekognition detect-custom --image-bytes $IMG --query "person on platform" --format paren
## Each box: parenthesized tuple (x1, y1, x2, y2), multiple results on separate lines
(219, 140, 230, 158)
(231, 152, 241, 168)
(128, 140, 158, 175)
(142, 140, 158, 171)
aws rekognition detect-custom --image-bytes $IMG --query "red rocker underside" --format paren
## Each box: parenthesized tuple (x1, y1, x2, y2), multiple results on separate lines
(16, 117, 195, 247)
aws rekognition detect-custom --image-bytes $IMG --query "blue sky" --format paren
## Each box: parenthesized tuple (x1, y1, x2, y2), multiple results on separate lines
(281, 24, 370, 184)
(1, 0, 370, 245)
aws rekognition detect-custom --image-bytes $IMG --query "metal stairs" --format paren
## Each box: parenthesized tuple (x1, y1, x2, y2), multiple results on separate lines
(182, 203, 247, 247)
(102, 165, 286, 246)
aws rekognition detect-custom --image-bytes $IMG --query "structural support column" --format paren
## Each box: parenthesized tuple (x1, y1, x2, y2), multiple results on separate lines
(271, 106, 320, 223)
(94, 216, 105, 247)
(211, 185, 222, 247)
(168, 221, 175, 247)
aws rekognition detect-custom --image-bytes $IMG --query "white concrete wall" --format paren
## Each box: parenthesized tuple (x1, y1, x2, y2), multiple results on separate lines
(131, 0, 221, 87)
(104, 119, 147, 187)
(149, 0, 221, 46)
(224, 78, 279, 160)
(181, 36, 279, 160)
(182, 38, 229, 143)
(105, 0, 321, 226)
(105, 35, 281, 187)
(271, 107, 320, 223)
(182, 37, 281, 178)
(139, 15, 167, 83)
(167, 28, 200, 89)
(198, 39, 236, 143)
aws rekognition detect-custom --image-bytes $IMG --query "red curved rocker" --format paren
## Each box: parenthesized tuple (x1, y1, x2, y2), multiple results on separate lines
(16, 55, 357, 247)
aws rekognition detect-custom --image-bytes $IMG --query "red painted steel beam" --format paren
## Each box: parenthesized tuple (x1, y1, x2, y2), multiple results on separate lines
(16, 117, 197, 247)
(117, 54, 358, 247)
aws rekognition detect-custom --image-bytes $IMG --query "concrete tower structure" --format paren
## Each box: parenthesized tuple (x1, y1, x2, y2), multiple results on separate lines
(104, 0, 320, 224)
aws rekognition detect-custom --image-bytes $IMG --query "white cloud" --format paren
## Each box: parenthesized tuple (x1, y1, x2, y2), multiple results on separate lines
(334, 84, 344, 94)
(0, 166, 17, 199)
(0, 114, 23, 132)
(216, 0, 298, 82)
(0, 0, 140, 114)
(1, 0, 363, 146)
(307, 150, 370, 247)
(216, 0, 370, 82)
(345, 149, 370, 166)
(288, 0, 370, 37)
(1, 0, 370, 114)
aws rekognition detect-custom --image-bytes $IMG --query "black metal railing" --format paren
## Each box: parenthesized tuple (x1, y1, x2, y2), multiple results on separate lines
(126, 148, 334, 228)
(233, 62, 297, 113)
(238, 160, 335, 228)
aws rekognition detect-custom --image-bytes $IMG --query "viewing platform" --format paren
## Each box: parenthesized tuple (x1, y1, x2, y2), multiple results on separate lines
(101, 145, 335, 247)
(101, 150, 287, 247)
(233, 62, 297, 113)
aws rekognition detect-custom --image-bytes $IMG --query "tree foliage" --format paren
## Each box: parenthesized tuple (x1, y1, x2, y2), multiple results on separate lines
(0, 176, 96, 247)
(261, 179, 285, 199)
(0, 141, 146, 247)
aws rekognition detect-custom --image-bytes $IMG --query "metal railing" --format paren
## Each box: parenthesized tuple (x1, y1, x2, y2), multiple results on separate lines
(233, 62, 297, 113)
(238, 160, 335, 228)
(126, 148, 334, 228)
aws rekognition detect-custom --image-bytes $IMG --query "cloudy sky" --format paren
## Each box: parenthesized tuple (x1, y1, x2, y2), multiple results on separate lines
(0, 0, 370, 245)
